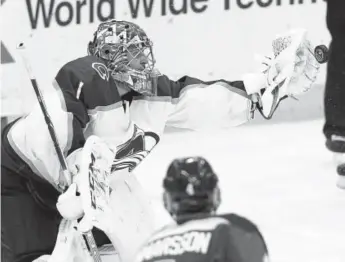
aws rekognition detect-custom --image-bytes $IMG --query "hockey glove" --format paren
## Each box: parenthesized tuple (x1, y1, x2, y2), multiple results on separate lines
(243, 28, 320, 119)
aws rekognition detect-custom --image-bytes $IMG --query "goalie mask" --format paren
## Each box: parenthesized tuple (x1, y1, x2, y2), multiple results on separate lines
(163, 157, 221, 220)
(88, 20, 159, 96)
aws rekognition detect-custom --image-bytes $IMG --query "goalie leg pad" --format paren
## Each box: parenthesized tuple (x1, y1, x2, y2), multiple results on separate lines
(76, 136, 161, 262)
(103, 171, 160, 262)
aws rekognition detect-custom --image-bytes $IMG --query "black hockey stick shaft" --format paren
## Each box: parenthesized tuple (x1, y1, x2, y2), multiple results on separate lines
(17, 42, 102, 262)
(17, 42, 71, 188)
(31, 78, 68, 171)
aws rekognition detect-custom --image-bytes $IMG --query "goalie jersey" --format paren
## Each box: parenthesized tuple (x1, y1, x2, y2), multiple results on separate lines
(4, 56, 250, 190)
(135, 213, 269, 262)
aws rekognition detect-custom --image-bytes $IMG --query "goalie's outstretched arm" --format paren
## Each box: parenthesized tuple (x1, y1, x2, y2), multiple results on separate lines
(159, 29, 322, 130)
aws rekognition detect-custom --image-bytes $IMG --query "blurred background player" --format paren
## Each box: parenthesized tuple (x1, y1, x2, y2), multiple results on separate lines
(1, 19, 319, 261)
(323, 0, 345, 189)
(135, 156, 269, 262)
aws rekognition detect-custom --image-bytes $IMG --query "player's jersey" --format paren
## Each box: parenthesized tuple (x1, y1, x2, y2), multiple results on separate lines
(4, 56, 250, 189)
(135, 213, 269, 262)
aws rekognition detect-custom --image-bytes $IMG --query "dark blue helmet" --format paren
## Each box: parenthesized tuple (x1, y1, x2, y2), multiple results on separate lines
(163, 156, 221, 219)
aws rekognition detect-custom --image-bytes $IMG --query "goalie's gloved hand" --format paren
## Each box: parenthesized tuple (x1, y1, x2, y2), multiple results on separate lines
(269, 28, 320, 97)
(56, 183, 84, 220)
(243, 28, 321, 118)
(57, 148, 85, 220)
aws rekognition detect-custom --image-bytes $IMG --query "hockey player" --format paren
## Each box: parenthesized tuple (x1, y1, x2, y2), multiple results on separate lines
(135, 156, 269, 262)
(1, 20, 319, 262)
(323, 0, 345, 189)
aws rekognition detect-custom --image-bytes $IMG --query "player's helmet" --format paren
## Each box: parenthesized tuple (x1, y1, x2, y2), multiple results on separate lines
(163, 157, 221, 219)
(88, 19, 159, 95)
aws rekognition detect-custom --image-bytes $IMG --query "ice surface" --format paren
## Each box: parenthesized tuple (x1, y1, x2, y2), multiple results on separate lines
(133, 120, 345, 262)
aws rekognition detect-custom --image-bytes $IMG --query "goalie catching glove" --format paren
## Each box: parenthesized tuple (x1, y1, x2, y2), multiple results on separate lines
(243, 28, 321, 119)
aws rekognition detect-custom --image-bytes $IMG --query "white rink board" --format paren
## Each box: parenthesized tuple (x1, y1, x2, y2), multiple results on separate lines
(1, 0, 329, 116)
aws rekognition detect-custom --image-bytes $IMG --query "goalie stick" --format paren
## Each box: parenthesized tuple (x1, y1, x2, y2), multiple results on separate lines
(16, 42, 102, 262)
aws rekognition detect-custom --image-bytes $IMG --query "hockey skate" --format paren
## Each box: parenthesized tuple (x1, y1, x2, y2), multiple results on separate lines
(327, 135, 345, 189)
(243, 28, 321, 119)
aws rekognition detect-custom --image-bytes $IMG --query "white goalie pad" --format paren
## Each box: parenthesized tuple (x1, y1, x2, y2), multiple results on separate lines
(40, 136, 159, 262)
(77, 135, 158, 262)
(32, 219, 121, 262)
(32, 219, 101, 262)
(104, 170, 159, 261)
